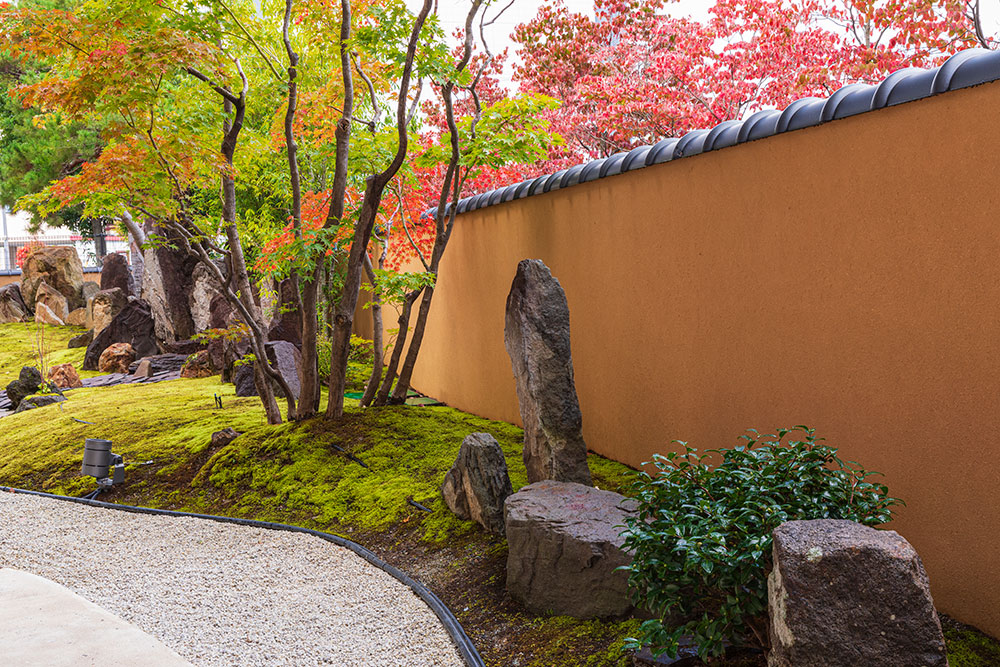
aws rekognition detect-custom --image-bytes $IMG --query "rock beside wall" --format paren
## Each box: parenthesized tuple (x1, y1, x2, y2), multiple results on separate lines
(504, 259, 592, 486)
(767, 519, 947, 667)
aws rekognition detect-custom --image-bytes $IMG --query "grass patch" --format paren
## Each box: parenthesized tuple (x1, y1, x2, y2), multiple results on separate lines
(0, 322, 97, 385)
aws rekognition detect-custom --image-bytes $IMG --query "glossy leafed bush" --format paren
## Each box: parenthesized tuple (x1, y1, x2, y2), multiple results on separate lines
(621, 427, 900, 659)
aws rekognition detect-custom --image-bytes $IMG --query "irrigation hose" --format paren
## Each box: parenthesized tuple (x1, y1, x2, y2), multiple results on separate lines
(0, 485, 485, 667)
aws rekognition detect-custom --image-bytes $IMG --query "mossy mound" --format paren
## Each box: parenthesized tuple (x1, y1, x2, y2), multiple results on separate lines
(0, 322, 96, 385)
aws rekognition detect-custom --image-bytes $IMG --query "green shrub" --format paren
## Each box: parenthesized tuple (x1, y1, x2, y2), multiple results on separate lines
(621, 427, 900, 660)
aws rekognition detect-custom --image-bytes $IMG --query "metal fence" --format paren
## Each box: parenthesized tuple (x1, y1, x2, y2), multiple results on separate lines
(0, 234, 130, 273)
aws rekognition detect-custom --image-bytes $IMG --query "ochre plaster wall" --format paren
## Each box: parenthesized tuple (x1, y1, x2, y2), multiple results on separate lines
(393, 80, 1000, 636)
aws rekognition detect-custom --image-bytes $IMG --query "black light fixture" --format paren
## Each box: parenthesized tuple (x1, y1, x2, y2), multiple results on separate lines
(81, 439, 124, 499)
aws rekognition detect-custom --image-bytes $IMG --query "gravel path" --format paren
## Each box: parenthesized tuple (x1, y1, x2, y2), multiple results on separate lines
(0, 492, 464, 667)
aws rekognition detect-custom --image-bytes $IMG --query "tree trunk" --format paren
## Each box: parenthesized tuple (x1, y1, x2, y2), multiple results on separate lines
(374, 287, 421, 405)
(391, 283, 436, 403)
(360, 251, 383, 407)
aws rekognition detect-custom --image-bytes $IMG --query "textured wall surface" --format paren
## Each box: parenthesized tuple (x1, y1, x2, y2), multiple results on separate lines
(389, 79, 1000, 637)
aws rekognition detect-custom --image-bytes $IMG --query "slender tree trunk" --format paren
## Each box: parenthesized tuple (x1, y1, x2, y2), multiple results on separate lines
(375, 287, 421, 405)
(391, 283, 436, 402)
(360, 251, 383, 407)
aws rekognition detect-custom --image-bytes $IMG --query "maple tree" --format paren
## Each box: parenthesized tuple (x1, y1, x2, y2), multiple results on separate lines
(512, 0, 993, 164)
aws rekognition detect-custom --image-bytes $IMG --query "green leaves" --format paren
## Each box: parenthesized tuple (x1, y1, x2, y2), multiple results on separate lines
(621, 426, 901, 659)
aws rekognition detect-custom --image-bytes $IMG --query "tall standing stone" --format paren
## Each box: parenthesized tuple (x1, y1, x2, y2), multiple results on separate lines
(504, 259, 592, 486)
(767, 519, 948, 667)
(141, 225, 198, 343)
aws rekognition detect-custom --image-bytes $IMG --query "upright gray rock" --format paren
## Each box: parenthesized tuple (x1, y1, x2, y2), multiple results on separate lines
(504, 259, 592, 486)
(0, 284, 28, 323)
(505, 480, 636, 618)
(265, 340, 302, 401)
(100, 252, 135, 296)
(20, 245, 85, 310)
(188, 262, 225, 333)
(441, 433, 513, 535)
(768, 519, 947, 667)
(141, 226, 198, 343)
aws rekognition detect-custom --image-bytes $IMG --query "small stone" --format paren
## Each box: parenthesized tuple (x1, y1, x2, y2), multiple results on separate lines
(98, 343, 136, 374)
(211, 428, 242, 448)
(767, 519, 948, 667)
(441, 433, 513, 535)
(134, 359, 153, 378)
(68, 330, 94, 349)
(48, 363, 83, 389)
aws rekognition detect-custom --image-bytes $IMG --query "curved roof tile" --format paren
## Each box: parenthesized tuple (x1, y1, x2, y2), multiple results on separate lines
(430, 48, 1000, 220)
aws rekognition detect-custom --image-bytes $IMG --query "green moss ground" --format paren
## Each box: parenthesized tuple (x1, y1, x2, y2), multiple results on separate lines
(0, 322, 99, 385)
(0, 360, 640, 665)
(1, 330, 996, 666)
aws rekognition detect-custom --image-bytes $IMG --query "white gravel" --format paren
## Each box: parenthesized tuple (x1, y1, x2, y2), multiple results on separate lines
(0, 491, 464, 667)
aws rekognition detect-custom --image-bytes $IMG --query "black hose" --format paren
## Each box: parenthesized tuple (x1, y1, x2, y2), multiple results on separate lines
(0, 485, 484, 667)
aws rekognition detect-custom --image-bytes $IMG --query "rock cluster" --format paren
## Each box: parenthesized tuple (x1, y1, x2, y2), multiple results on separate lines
(767, 519, 948, 667)
(504, 259, 591, 486)
(21, 246, 86, 311)
(83, 300, 158, 370)
(5, 366, 42, 410)
(504, 480, 635, 619)
(441, 433, 513, 535)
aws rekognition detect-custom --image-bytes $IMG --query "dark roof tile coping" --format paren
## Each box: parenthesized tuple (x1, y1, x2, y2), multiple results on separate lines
(424, 48, 1000, 220)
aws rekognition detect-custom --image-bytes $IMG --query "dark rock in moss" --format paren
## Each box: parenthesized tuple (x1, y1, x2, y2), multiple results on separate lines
(233, 361, 257, 397)
(441, 432, 513, 535)
(68, 329, 94, 349)
(5, 366, 42, 409)
(14, 393, 66, 413)
(211, 428, 242, 448)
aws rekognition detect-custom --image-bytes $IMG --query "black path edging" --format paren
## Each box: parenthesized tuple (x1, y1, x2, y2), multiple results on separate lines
(0, 486, 485, 667)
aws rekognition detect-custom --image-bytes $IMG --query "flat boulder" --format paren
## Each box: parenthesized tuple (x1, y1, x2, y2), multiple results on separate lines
(98, 343, 136, 374)
(441, 433, 513, 535)
(20, 246, 85, 310)
(14, 393, 66, 413)
(47, 363, 83, 389)
(504, 259, 592, 486)
(0, 284, 28, 323)
(83, 299, 158, 370)
(5, 367, 42, 409)
(34, 282, 69, 322)
(767, 519, 947, 667)
(505, 480, 636, 618)
(91, 288, 127, 335)
(100, 252, 135, 296)
(128, 353, 187, 376)
(68, 330, 93, 349)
